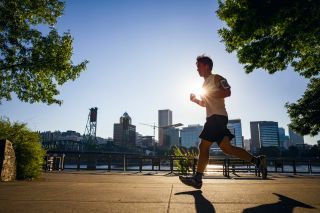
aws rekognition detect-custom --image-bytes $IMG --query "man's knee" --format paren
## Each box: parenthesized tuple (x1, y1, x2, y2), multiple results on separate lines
(220, 144, 231, 155)
(219, 137, 234, 155)
(198, 140, 211, 151)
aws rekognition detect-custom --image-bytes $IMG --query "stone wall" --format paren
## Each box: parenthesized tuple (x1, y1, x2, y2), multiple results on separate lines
(0, 139, 16, 181)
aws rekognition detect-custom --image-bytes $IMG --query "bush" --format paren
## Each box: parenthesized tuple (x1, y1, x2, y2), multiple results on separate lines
(173, 146, 198, 174)
(0, 118, 45, 179)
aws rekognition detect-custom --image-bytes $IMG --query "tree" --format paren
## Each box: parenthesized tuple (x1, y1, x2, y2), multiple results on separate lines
(216, 0, 320, 136)
(286, 78, 320, 136)
(0, 0, 88, 105)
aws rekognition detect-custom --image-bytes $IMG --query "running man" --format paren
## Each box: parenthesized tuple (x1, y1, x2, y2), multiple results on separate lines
(179, 55, 267, 189)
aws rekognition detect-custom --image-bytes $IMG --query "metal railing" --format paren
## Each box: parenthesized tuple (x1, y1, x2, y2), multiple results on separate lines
(45, 151, 320, 177)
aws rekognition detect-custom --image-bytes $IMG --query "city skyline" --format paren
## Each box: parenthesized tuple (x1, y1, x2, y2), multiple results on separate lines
(39, 109, 303, 145)
(0, 0, 319, 145)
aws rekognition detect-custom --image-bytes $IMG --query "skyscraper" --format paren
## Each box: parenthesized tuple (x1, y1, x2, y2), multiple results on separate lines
(226, 124, 236, 146)
(243, 139, 251, 151)
(158, 109, 172, 146)
(164, 127, 180, 147)
(278, 127, 287, 150)
(250, 121, 279, 154)
(113, 112, 136, 147)
(289, 128, 304, 146)
(228, 119, 243, 148)
(180, 125, 203, 148)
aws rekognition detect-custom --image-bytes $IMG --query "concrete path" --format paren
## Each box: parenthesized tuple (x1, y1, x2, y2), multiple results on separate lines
(0, 171, 319, 213)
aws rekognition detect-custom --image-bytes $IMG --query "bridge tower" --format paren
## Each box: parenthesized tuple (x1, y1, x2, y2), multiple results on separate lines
(83, 107, 98, 143)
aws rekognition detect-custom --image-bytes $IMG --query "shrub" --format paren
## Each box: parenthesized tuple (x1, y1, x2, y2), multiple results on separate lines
(173, 146, 198, 174)
(0, 118, 45, 179)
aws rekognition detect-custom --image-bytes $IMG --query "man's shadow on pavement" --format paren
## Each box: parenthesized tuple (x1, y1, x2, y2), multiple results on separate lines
(243, 193, 316, 213)
(174, 191, 315, 213)
(175, 190, 215, 213)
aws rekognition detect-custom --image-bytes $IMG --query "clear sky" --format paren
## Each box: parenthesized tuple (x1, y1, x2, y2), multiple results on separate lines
(1, 0, 319, 145)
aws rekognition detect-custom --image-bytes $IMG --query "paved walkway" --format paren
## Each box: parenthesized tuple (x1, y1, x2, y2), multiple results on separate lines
(0, 171, 319, 213)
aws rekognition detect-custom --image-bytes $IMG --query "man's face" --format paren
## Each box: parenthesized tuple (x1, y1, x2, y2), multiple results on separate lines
(196, 62, 208, 77)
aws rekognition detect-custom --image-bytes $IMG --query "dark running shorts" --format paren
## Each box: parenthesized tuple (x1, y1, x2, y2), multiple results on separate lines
(199, 114, 235, 145)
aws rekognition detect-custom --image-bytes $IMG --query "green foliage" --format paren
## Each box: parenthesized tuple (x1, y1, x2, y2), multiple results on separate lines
(173, 146, 198, 174)
(217, 0, 320, 76)
(0, 118, 46, 179)
(286, 78, 320, 136)
(0, 0, 88, 105)
(217, 0, 320, 136)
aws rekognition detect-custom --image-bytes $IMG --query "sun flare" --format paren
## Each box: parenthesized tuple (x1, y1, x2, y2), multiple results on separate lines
(191, 86, 206, 99)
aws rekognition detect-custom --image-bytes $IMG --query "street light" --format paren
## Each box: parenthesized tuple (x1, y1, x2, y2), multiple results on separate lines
(139, 122, 183, 155)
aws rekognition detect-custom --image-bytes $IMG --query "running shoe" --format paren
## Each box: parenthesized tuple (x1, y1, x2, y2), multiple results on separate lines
(179, 175, 202, 189)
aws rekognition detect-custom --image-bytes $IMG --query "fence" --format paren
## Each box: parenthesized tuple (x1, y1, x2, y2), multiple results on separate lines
(45, 151, 320, 177)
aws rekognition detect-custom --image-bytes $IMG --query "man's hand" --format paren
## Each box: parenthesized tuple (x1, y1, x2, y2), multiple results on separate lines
(190, 93, 196, 102)
(190, 93, 205, 107)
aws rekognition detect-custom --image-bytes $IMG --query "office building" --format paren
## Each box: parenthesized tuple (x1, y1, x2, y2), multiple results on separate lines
(113, 112, 136, 147)
(158, 109, 172, 146)
(250, 121, 279, 154)
(180, 125, 203, 148)
(289, 128, 304, 146)
(243, 139, 251, 151)
(278, 127, 286, 150)
(40, 130, 82, 142)
(228, 119, 243, 148)
(164, 127, 180, 147)
(136, 133, 153, 148)
(226, 124, 236, 146)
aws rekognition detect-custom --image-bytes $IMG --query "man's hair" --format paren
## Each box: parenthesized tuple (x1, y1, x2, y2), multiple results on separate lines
(196, 55, 213, 71)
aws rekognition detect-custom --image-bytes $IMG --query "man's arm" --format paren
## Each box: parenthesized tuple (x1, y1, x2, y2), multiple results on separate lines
(208, 89, 231, 98)
(208, 75, 231, 98)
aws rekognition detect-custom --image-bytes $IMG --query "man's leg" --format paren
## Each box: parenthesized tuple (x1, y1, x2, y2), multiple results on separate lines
(219, 136, 267, 179)
(179, 140, 212, 189)
(219, 136, 253, 161)
(196, 140, 212, 173)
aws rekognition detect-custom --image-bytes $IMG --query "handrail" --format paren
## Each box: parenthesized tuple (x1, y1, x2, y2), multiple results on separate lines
(44, 152, 320, 176)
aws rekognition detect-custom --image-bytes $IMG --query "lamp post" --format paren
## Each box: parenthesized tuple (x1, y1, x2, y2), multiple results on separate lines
(139, 122, 183, 155)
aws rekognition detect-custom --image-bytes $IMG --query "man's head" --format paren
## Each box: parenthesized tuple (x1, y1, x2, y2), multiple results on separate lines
(196, 55, 213, 77)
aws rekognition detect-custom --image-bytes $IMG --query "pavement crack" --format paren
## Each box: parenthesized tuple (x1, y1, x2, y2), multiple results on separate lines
(167, 184, 173, 213)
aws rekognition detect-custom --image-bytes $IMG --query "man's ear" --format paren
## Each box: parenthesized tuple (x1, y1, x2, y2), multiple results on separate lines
(205, 64, 210, 72)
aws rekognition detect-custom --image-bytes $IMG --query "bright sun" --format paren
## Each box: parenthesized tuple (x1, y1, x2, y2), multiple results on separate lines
(190, 86, 206, 99)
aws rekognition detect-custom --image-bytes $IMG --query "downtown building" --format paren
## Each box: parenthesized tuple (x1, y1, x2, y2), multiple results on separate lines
(243, 139, 251, 152)
(136, 133, 154, 148)
(180, 124, 203, 148)
(158, 109, 172, 147)
(227, 119, 243, 148)
(250, 121, 279, 154)
(40, 130, 82, 142)
(40, 130, 83, 151)
(289, 128, 304, 146)
(164, 127, 180, 148)
(278, 127, 290, 150)
(113, 112, 136, 147)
